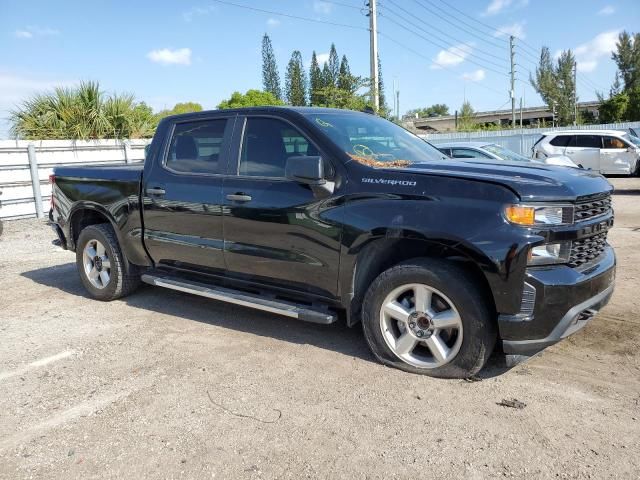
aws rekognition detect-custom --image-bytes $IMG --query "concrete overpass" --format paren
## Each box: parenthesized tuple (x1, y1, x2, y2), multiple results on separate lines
(409, 101, 601, 132)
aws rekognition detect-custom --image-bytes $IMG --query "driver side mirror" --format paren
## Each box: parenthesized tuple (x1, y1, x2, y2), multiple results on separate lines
(285, 156, 325, 185)
(628, 146, 636, 153)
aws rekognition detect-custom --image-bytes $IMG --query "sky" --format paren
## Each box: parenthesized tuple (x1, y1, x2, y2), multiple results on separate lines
(1, 0, 639, 138)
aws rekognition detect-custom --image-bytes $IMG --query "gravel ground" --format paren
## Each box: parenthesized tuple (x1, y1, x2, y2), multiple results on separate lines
(0, 177, 638, 479)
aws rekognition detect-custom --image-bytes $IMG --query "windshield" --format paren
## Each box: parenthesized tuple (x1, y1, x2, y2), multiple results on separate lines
(623, 133, 640, 147)
(482, 143, 533, 162)
(304, 112, 446, 167)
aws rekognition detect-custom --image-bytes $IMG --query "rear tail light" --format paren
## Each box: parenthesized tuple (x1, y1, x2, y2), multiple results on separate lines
(49, 174, 56, 211)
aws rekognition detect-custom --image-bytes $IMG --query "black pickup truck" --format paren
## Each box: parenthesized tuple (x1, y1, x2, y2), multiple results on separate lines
(49, 107, 616, 378)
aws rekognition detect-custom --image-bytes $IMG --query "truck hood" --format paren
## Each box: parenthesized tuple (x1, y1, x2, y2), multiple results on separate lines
(394, 160, 613, 201)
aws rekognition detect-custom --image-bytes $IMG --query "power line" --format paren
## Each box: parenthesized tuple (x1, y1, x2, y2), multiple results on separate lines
(385, 0, 509, 65)
(306, 0, 363, 10)
(378, 31, 508, 96)
(434, 0, 540, 56)
(411, 0, 507, 50)
(380, 9, 509, 76)
(207, 0, 368, 30)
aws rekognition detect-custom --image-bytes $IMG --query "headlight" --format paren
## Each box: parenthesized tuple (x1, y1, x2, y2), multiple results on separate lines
(528, 242, 571, 266)
(504, 204, 574, 226)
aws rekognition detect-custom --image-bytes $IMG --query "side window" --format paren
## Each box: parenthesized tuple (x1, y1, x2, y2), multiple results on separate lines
(451, 148, 491, 159)
(549, 135, 571, 147)
(239, 117, 320, 177)
(603, 136, 627, 149)
(438, 148, 452, 157)
(575, 135, 602, 148)
(166, 119, 227, 174)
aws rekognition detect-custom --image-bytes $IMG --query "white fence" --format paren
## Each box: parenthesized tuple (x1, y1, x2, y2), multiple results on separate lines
(0, 139, 150, 220)
(421, 121, 640, 155)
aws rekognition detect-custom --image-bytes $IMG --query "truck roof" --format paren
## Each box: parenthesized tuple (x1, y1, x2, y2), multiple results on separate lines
(161, 106, 368, 122)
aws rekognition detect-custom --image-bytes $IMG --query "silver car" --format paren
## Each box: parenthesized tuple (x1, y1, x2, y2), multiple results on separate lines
(532, 130, 640, 176)
(435, 142, 578, 167)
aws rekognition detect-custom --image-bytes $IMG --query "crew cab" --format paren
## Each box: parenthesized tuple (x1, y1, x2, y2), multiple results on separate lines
(49, 107, 616, 378)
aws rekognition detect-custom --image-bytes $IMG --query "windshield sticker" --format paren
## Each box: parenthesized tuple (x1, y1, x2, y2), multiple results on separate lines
(315, 118, 334, 128)
(353, 144, 375, 157)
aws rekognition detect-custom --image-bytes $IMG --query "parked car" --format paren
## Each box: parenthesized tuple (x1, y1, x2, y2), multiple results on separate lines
(532, 129, 640, 175)
(436, 141, 578, 167)
(49, 107, 616, 378)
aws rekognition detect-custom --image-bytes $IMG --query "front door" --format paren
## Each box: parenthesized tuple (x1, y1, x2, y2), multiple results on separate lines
(601, 135, 636, 174)
(222, 115, 342, 299)
(564, 135, 601, 171)
(142, 115, 235, 272)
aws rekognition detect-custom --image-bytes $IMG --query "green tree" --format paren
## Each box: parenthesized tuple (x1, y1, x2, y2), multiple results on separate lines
(9, 81, 155, 139)
(309, 51, 323, 106)
(337, 55, 355, 94)
(327, 44, 339, 88)
(285, 50, 307, 106)
(407, 104, 450, 118)
(261, 34, 282, 100)
(597, 91, 629, 123)
(217, 89, 284, 109)
(458, 100, 476, 131)
(612, 31, 640, 92)
(531, 47, 577, 125)
(377, 54, 390, 117)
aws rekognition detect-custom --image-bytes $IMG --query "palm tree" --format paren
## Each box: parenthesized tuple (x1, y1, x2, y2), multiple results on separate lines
(9, 81, 155, 139)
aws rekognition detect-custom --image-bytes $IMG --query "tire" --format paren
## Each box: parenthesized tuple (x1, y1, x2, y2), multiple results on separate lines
(76, 223, 140, 301)
(362, 258, 496, 378)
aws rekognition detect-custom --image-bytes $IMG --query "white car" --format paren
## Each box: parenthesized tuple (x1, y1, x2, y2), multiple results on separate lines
(532, 130, 640, 176)
(436, 142, 578, 168)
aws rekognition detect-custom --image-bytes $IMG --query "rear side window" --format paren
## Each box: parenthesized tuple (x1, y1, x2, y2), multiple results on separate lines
(549, 135, 571, 147)
(239, 117, 320, 177)
(572, 135, 602, 148)
(603, 136, 627, 149)
(166, 119, 228, 174)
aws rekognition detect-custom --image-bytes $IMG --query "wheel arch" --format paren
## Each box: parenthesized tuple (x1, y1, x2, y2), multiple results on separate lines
(343, 232, 497, 327)
(68, 203, 120, 251)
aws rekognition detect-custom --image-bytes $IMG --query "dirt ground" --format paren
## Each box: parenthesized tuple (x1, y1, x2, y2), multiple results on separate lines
(0, 178, 638, 480)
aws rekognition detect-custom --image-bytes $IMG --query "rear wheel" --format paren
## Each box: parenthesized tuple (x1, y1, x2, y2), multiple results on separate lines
(76, 224, 140, 301)
(362, 258, 496, 378)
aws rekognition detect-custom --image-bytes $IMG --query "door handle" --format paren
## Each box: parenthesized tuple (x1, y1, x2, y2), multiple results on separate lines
(146, 187, 166, 196)
(226, 193, 252, 202)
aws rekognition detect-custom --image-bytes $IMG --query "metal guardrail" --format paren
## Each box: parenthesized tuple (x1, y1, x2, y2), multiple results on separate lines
(0, 140, 148, 220)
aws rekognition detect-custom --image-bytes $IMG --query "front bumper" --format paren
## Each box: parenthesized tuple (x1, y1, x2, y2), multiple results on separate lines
(499, 245, 615, 355)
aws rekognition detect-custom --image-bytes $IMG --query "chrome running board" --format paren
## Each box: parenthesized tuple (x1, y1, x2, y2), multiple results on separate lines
(141, 274, 337, 325)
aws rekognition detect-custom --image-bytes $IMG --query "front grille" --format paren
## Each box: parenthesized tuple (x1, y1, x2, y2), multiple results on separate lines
(569, 233, 608, 268)
(574, 194, 612, 222)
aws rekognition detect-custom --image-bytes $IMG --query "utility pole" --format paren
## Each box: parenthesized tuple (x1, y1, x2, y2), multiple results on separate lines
(368, 0, 379, 111)
(509, 35, 516, 128)
(396, 88, 400, 120)
(519, 97, 523, 128)
(573, 61, 578, 126)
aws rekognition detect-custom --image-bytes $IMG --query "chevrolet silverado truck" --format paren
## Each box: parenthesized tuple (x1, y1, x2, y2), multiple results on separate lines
(49, 107, 616, 378)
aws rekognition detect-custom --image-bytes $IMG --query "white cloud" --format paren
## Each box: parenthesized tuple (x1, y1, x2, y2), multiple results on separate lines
(183, 6, 216, 22)
(14, 26, 59, 39)
(316, 53, 330, 65)
(574, 30, 620, 72)
(430, 43, 474, 69)
(461, 69, 486, 82)
(313, 1, 333, 15)
(147, 48, 192, 66)
(266, 17, 281, 28)
(598, 5, 615, 15)
(494, 21, 526, 39)
(483, 0, 528, 16)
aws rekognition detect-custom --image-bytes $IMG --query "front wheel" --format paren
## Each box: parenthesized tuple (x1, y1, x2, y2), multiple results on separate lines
(76, 224, 140, 301)
(362, 258, 496, 378)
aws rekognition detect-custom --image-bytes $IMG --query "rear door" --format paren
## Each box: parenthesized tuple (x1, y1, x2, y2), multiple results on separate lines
(601, 135, 635, 174)
(221, 115, 342, 299)
(142, 114, 235, 272)
(565, 135, 601, 171)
